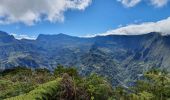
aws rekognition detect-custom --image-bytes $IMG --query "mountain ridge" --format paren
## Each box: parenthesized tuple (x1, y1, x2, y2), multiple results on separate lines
(0, 31, 170, 86)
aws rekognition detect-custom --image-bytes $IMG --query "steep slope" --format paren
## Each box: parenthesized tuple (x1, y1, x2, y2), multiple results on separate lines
(0, 31, 170, 86)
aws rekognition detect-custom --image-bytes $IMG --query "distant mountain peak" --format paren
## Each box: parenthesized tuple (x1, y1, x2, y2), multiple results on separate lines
(36, 33, 76, 41)
(147, 32, 162, 35)
(0, 31, 16, 43)
(0, 31, 9, 37)
(37, 33, 68, 37)
(57, 33, 67, 36)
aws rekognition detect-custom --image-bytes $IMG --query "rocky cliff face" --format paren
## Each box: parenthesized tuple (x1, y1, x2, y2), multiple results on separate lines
(0, 31, 170, 86)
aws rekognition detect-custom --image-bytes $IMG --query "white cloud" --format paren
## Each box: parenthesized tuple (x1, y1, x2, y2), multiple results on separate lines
(0, 0, 92, 25)
(150, 0, 169, 7)
(10, 33, 36, 40)
(118, 0, 169, 7)
(117, 0, 141, 7)
(97, 17, 170, 36)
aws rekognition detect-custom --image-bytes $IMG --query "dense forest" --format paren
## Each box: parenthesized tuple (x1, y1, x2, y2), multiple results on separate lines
(0, 66, 170, 100)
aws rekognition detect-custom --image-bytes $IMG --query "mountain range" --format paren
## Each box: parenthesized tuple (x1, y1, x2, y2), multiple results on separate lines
(0, 31, 170, 86)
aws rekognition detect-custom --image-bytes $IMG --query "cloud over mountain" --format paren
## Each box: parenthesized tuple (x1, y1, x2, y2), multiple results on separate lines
(0, 0, 92, 25)
(10, 33, 36, 40)
(99, 17, 170, 36)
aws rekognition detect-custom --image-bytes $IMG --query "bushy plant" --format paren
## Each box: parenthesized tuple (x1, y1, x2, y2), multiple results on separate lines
(54, 65, 78, 77)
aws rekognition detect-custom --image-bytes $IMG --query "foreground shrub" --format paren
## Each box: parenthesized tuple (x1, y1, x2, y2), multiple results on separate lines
(5, 78, 62, 100)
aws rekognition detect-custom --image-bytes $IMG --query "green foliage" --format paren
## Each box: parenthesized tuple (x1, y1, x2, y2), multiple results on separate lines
(143, 69, 170, 100)
(54, 65, 78, 77)
(0, 67, 54, 99)
(5, 78, 62, 100)
(127, 69, 170, 100)
(128, 91, 154, 100)
(1, 66, 170, 100)
(0, 80, 35, 99)
(85, 73, 113, 100)
(0, 67, 32, 76)
(113, 86, 127, 100)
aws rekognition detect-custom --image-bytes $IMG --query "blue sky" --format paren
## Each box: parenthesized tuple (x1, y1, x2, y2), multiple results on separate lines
(0, 0, 170, 39)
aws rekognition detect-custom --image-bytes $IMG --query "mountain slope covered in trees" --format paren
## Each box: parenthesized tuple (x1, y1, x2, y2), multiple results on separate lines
(0, 31, 170, 86)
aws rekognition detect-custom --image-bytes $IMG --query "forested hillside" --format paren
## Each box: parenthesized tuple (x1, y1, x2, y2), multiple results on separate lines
(1, 31, 170, 87)
(0, 66, 170, 100)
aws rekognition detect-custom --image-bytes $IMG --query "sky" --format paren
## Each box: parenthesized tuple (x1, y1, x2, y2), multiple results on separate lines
(0, 0, 170, 39)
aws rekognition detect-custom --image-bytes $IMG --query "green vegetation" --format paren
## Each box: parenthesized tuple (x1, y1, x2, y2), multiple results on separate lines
(5, 78, 62, 100)
(0, 66, 170, 100)
(54, 65, 78, 77)
(129, 69, 170, 100)
(0, 67, 55, 99)
(113, 69, 170, 100)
